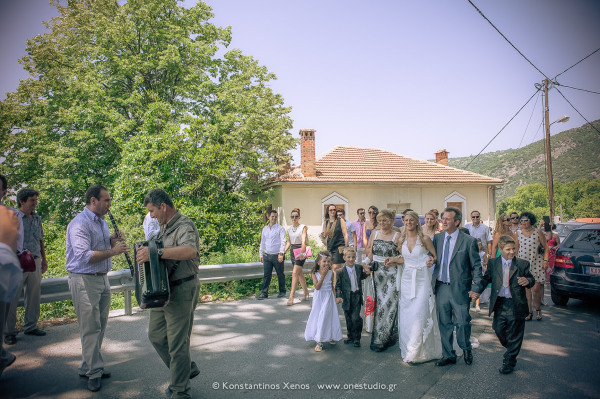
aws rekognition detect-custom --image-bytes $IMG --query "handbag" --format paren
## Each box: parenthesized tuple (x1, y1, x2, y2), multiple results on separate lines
(293, 246, 312, 259)
(537, 243, 545, 254)
(17, 250, 36, 273)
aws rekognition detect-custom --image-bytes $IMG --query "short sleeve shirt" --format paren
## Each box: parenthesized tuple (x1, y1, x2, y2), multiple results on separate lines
(20, 212, 44, 257)
(156, 212, 200, 281)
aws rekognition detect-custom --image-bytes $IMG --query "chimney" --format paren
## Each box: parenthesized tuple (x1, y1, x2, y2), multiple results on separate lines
(435, 149, 449, 166)
(299, 129, 316, 177)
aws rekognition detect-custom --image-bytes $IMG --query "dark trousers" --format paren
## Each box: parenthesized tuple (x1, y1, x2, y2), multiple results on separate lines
(261, 254, 286, 296)
(343, 291, 364, 342)
(492, 297, 526, 366)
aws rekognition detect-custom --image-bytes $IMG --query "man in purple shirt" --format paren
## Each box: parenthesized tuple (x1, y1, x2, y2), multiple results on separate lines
(352, 208, 367, 263)
(66, 184, 128, 392)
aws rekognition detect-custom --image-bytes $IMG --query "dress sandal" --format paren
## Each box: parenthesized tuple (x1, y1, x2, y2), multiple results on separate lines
(525, 312, 533, 321)
(536, 309, 542, 321)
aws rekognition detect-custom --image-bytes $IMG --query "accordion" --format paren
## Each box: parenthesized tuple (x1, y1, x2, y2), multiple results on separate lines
(133, 239, 170, 309)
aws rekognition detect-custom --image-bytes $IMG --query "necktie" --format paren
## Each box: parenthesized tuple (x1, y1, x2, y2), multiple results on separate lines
(503, 260, 511, 288)
(441, 235, 451, 283)
(349, 267, 357, 292)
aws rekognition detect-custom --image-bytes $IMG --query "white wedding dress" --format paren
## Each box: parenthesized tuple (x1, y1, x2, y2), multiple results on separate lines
(398, 240, 442, 363)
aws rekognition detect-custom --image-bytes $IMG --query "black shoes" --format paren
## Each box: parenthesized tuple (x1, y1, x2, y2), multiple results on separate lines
(435, 357, 457, 366)
(344, 339, 353, 344)
(354, 341, 361, 347)
(24, 328, 46, 336)
(88, 377, 102, 392)
(256, 293, 268, 300)
(464, 350, 473, 365)
(277, 292, 287, 298)
(190, 361, 200, 379)
(4, 335, 16, 345)
(499, 364, 514, 374)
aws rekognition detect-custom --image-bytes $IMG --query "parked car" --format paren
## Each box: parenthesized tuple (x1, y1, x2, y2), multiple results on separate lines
(550, 223, 600, 306)
(555, 221, 588, 239)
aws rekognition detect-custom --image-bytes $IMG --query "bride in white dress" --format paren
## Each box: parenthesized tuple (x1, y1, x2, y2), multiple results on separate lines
(398, 211, 442, 363)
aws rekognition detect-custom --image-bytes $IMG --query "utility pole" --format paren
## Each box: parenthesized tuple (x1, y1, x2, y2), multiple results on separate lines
(543, 78, 555, 222)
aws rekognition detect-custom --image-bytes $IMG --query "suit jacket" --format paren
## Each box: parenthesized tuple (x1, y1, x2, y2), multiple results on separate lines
(431, 230, 483, 305)
(335, 265, 368, 311)
(473, 256, 535, 318)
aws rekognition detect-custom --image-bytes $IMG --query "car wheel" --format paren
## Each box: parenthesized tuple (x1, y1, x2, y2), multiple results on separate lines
(551, 287, 569, 306)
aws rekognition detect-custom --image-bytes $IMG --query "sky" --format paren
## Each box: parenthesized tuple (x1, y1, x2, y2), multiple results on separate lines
(1, 0, 599, 166)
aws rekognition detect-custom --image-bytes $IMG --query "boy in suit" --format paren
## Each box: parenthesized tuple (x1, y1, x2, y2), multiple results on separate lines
(335, 247, 368, 347)
(470, 235, 535, 374)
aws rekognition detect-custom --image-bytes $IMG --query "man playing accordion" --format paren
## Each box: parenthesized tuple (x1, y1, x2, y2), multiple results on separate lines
(135, 189, 200, 399)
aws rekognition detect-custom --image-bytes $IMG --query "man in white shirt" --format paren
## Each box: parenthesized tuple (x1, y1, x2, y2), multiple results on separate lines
(352, 208, 367, 264)
(257, 210, 286, 299)
(464, 210, 492, 256)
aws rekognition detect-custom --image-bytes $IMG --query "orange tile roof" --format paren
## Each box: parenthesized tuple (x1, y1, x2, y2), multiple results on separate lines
(277, 146, 503, 184)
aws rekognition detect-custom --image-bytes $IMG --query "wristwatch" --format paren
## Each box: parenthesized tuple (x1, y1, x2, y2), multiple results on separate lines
(157, 249, 163, 258)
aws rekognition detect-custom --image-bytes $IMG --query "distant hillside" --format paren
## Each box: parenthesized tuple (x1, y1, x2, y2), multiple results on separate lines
(449, 120, 600, 202)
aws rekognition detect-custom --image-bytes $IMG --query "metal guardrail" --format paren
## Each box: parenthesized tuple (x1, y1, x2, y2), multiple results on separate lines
(16, 260, 315, 315)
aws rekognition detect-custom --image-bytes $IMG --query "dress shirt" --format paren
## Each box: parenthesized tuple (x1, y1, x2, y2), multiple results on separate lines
(465, 223, 492, 247)
(19, 211, 44, 257)
(345, 265, 358, 292)
(259, 223, 286, 256)
(438, 229, 459, 283)
(143, 212, 161, 240)
(66, 207, 112, 274)
(499, 258, 512, 298)
(0, 242, 22, 303)
(353, 219, 366, 248)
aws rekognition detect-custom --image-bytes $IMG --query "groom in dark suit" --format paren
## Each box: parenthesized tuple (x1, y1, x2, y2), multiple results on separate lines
(431, 207, 482, 366)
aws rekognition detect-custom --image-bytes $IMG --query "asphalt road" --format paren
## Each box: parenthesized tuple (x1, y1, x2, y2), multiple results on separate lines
(1, 292, 599, 399)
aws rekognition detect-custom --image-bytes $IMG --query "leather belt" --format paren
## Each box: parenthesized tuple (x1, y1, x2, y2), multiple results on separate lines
(76, 272, 107, 276)
(436, 280, 451, 285)
(170, 275, 197, 288)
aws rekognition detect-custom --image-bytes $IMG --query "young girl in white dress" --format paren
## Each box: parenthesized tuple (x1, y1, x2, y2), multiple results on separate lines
(304, 250, 343, 351)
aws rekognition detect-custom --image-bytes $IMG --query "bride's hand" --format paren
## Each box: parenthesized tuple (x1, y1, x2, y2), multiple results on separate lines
(426, 256, 435, 267)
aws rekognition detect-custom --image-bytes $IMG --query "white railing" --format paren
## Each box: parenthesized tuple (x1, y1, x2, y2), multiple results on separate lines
(16, 260, 315, 315)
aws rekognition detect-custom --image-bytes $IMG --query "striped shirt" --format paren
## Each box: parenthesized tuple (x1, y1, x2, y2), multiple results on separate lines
(19, 211, 44, 257)
(66, 207, 112, 274)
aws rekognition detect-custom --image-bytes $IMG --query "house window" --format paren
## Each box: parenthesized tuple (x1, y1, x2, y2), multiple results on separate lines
(321, 192, 349, 221)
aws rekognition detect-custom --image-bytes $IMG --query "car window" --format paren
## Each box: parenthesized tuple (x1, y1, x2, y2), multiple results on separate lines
(563, 229, 600, 251)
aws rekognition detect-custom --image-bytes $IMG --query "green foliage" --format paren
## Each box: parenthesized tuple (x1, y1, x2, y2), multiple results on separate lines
(0, 0, 296, 255)
(498, 179, 600, 221)
(449, 121, 600, 202)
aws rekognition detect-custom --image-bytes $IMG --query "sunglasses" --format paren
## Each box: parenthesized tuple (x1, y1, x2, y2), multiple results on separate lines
(291, 215, 299, 219)
(358, 212, 365, 215)
(520, 219, 530, 223)
(511, 216, 519, 220)
(471, 216, 480, 219)
(502, 219, 509, 222)
(329, 209, 336, 212)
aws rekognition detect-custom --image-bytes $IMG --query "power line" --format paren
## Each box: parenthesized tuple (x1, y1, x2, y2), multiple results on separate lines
(555, 83, 600, 95)
(465, 88, 541, 168)
(466, 0, 549, 79)
(554, 86, 600, 136)
(554, 47, 600, 79)
(518, 91, 541, 148)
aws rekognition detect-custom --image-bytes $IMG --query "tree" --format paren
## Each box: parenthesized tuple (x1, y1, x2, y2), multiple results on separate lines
(498, 179, 600, 222)
(1, 0, 295, 252)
